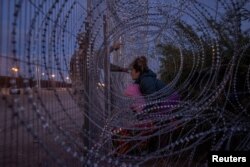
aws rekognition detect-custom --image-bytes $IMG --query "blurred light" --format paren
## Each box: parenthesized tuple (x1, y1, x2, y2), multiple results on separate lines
(66, 76, 70, 80)
(42, 72, 45, 76)
(97, 82, 105, 87)
(51, 74, 55, 78)
(11, 67, 19, 72)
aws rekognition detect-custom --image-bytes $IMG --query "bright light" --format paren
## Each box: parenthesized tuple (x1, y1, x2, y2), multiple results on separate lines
(11, 67, 19, 72)
(51, 74, 55, 78)
(42, 72, 45, 76)
(97, 82, 105, 87)
(66, 76, 70, 80)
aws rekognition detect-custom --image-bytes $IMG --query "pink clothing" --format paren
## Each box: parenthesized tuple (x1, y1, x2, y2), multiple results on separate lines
(124, 83, 141, 96)
(124, 84, 145, 112)
(124, 83, 180, 115)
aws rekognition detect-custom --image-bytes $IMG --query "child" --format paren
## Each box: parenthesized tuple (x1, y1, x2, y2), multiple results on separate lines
(124, 83, 145, 113)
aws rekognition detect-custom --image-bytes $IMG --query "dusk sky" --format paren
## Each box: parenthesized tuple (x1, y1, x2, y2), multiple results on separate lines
(0, 0, 249, 79)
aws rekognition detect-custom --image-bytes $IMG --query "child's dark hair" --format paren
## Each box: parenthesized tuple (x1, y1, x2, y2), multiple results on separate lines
(130, 56, 148, 73)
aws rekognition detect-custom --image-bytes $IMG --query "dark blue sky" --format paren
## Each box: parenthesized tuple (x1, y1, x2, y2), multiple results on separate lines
(0, 0, 249, 78)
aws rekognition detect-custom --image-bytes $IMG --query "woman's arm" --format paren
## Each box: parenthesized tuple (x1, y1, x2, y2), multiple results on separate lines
(110, 64, 128, 72)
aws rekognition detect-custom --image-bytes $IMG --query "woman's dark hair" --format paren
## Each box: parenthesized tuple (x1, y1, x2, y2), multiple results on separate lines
(130, 56, 148, 73)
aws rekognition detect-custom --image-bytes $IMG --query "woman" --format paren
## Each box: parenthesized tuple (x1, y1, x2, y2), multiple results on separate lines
(128, 56, 180, 113)
(129, 56, 166, 96)
(128, 56, 180, 152)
